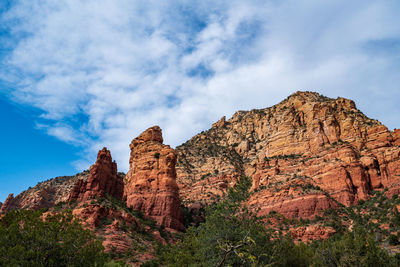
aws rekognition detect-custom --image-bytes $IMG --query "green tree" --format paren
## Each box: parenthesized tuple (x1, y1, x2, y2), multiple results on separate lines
(157, 176, 311, 266)
(312, 225, 398, 267)
(0, 209, 107, 266)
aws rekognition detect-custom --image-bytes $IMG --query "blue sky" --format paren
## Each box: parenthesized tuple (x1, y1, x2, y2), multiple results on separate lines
(0, 96, 81, 201)
(1, 0, 400, 202)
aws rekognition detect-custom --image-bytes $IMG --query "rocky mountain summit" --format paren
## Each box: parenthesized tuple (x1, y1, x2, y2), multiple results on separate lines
(176, 91, 400, 218)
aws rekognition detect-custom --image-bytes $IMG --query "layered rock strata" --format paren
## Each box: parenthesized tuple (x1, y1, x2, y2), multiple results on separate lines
(124, 126, 184, 231)
(176, 91, 400, 218)
(69, 147, 124, 202)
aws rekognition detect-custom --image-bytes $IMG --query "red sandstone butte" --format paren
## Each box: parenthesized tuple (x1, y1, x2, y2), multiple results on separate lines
(69, 147, 124, 202)
(124, 126, 184, 231)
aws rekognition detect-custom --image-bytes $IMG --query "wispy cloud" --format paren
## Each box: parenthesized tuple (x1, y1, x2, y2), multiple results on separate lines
(1, 0, 400, 171)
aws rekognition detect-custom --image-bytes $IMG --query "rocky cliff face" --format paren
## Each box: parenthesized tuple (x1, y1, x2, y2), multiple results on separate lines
(69, 147, 124, 202)
(124, 126, 184, 231)
(176, 91, 400, 218)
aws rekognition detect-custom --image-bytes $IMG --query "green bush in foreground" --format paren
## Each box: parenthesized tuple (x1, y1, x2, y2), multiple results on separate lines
(0, 209, 107, 266)
(311, 226, 397, 267)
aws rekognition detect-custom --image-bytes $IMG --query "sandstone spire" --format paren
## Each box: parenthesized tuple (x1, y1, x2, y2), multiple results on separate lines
(68, 147, 124, 202)
(124, 126, 184, 231)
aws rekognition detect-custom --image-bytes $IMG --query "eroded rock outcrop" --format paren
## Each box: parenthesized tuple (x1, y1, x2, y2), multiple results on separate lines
(0, 194, 17, 213)
(176, 91, 400, 219)
(69, 148, 124, 202)
(70, 203, 142, 254)
(0, 171, 91, 213)
(290, 225, 336, 243)
(124, 126, 184, 231)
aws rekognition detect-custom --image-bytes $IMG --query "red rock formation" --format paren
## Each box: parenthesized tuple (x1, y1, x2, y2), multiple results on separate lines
(0, 194, 17, 213)
(124, 126, 184, 231)
(393, 129, 400, 146)
(72, 203, 140, 253)
(176, 91, 400, 219)
(72, 204, 139, 230)
(69, 148, 124, 202)
(0, 171, 91, 213)
(290, 225, 336, 243)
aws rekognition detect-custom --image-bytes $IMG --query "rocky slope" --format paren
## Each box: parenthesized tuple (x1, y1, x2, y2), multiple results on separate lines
(0, 171, 91, 214)
(176, 91, 400, 219)
(0, 148, 126, 214)
(124, 126, 184, 231)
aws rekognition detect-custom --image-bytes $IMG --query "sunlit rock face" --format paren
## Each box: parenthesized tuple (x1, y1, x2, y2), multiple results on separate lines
(176, 91, 400, 218)
(124, 126, 184, 231)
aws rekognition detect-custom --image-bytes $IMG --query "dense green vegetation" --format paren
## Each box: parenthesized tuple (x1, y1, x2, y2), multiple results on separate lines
(1, 178, 400, 266)
(147, 176, 400, 266)
(0, 209, 107, 266)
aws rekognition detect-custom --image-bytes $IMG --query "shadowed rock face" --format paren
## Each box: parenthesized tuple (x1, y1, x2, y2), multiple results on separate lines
(124, 126, 184, 231)
(69, 148, 124, 202)
(176, 91, 400, 219)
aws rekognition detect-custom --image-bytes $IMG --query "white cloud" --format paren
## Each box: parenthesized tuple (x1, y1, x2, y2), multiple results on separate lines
(1, 0, 400, 171)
